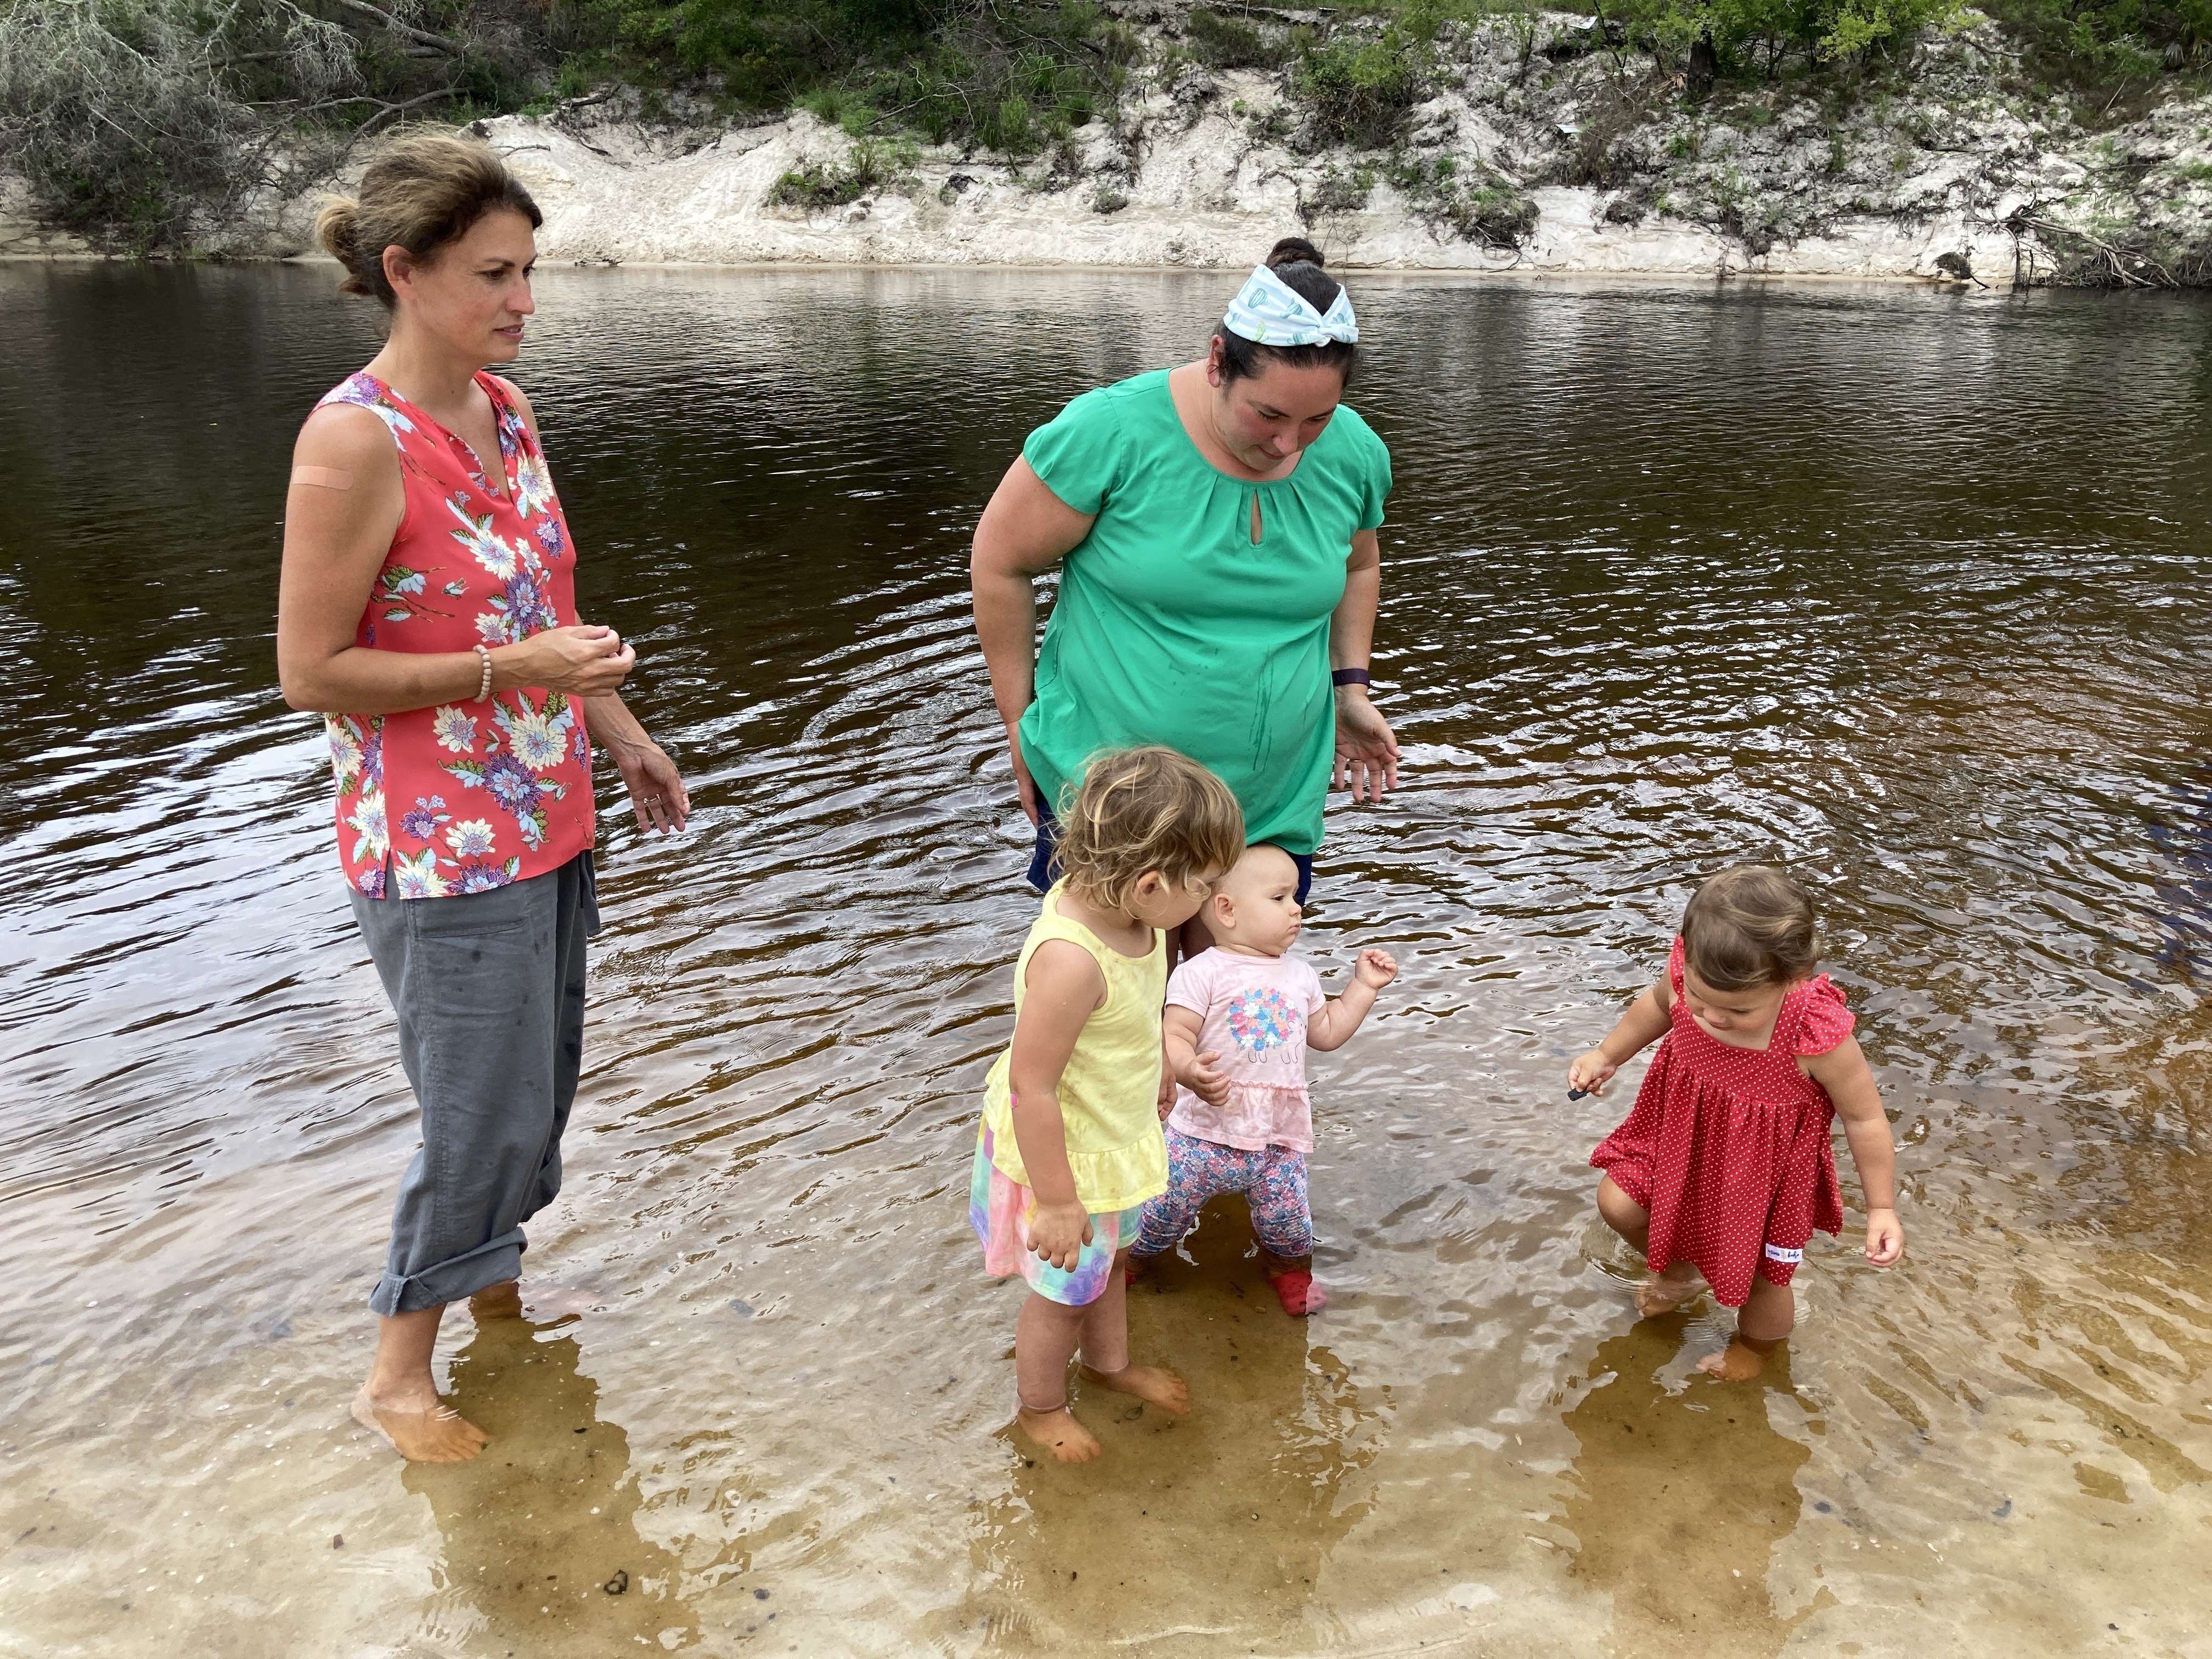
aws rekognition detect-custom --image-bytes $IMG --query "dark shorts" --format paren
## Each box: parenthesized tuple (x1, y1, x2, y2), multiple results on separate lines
(1027, 797, 1313, 905)
(350, 850, 601, 1314)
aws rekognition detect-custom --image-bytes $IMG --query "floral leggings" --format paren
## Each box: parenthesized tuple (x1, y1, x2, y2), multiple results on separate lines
(1133, 1125, 1312, 1260)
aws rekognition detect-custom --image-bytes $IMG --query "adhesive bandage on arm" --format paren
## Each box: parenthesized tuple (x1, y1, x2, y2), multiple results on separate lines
(291, 465, 354, 490)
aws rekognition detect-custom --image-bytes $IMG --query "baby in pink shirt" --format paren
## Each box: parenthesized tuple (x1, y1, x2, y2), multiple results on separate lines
(1130, 844, 1398, 1314)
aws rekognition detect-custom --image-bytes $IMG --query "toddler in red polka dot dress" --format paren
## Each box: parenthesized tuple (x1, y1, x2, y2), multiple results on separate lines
(1568, 865, 1904, 1381)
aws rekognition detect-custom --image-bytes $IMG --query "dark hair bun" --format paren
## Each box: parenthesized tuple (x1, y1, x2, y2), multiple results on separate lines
(1267, 235, 1327, 271)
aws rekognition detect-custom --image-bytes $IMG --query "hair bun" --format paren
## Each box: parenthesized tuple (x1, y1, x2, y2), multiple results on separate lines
(1266, 235, 1326, 271)
(313, 195, 359, 261)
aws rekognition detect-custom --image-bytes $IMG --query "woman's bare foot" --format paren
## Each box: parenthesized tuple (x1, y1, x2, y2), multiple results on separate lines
(1014, 1404, 1102, 1464)
(1634, 1269, 1700, 1318)
(1078, 1363, 1191, 1414)
(351, 1386, 490, 1463)
(1696, 1339, 1774, 1381)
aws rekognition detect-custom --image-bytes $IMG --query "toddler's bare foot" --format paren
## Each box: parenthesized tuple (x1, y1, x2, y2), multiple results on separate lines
(351, 1386, 490, 1463)
(1634, 1271, 1700, 1318)
(1079, 1363, 1191, 1415)
(1015, 1404, 1102, 1464)
(1696, 1340, 1773, 1381)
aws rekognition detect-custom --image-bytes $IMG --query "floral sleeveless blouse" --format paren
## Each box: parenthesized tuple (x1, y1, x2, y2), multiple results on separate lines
(314, 371, 594, 899)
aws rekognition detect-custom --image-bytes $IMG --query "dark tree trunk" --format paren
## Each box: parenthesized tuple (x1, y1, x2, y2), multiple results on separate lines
(1687, 32, 1718, 99)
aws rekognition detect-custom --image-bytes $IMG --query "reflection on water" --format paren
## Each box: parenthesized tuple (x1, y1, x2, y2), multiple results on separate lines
(413, 1312, 699, 1648)
(1, 263, 2209, 1655)
(1560, 1321, 1814, 1656)
(945, 1200, 1380, 1651)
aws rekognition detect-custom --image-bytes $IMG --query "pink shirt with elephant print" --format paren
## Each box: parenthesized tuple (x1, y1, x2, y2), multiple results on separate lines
(1165, 947, 1328, 1154)
(314, 371, 595, 899)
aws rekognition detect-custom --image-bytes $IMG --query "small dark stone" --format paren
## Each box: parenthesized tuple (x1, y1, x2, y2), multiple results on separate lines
(754, 1588, 770, 1601)
(728, 1299, 755, 1318)
(331, 1535, 344, 1549)
(604, 1570, 629, 1595)
(1814, 1502, 1833, 1514)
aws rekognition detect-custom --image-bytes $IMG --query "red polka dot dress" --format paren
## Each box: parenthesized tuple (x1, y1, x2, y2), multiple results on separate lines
(1590, 938, 1854, 1308)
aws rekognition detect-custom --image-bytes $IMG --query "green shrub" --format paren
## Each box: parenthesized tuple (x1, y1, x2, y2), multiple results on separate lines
(1184, 8, 1291, 69)
(1599, 0, 1967, 75)
(1305, 163, 1376, 214)
(768, 135, 916, 205)
(1293, 26, 1428, 148)
(1386, 150, 1538, 247)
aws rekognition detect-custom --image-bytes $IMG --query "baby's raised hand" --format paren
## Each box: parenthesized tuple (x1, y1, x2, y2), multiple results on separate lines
(1178, 1048, 1231, 1108)
(1567, 1049, 1618, 1098)
(1354, 948, 1399, 990)
(1028, 1201, 1094, 1271)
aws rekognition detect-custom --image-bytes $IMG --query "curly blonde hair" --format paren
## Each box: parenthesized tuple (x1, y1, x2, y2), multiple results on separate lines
(1056, 748, 1244, 912)
(1680, 864, 1821, 991)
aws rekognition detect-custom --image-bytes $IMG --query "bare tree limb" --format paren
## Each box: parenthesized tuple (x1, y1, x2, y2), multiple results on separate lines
(330, 0, 463, 57)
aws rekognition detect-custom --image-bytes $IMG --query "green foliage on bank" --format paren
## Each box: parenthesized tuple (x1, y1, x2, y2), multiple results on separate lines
(7, 0, 2212, 253)
(565, 0, 1133, 151)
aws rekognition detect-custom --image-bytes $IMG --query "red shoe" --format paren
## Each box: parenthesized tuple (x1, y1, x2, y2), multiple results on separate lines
(1268, 1269, 1327, 1317)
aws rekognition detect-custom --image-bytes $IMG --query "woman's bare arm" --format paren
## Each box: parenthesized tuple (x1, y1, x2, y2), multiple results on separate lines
(276, 402, 634, 714)
(1330, 528, 1398, 802)
(970, 459, 1094, 823)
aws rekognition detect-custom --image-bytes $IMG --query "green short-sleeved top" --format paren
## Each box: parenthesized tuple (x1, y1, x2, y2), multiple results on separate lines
(1019, 368, 1392, 855)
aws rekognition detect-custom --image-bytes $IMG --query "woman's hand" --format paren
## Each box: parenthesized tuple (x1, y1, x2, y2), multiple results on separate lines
(509, 625, 635, 699)
(1007, 721, 1041, 826)
(1333, 686, 1400, 803)
(1028, 1200, 1094, 1271)
(1568, 1049, 1619, 1098)
(608, 736, 690, 835)
(1864, 1207, 1904, 1267)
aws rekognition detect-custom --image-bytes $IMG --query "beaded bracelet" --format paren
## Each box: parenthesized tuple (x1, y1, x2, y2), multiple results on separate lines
(472, 643, 493, 702)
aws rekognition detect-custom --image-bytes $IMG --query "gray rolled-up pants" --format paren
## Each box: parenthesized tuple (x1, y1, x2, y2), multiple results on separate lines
(351, 851, 601, 1315)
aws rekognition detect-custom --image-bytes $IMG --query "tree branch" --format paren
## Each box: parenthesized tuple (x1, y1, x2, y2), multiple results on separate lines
(330, 0, 463, 57)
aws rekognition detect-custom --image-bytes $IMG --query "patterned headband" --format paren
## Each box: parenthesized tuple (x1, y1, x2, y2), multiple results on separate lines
(1221, 262, 1359, 347)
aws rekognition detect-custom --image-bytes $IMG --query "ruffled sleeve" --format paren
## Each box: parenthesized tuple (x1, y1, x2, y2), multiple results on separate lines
(1791, 976, 1855, 1056)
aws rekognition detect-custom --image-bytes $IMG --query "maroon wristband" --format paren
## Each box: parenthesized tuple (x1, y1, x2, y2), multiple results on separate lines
(1331, 667, 1372, 687)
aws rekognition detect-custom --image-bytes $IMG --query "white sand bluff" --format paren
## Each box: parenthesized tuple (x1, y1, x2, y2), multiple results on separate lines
(461, 5, 2212, 284)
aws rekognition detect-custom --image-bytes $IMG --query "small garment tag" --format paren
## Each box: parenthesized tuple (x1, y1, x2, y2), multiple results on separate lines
(1762, 1243, 1804, 1263)
(291, 465, 354, 490)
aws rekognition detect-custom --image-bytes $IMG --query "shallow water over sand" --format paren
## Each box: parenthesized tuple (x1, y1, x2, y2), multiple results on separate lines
(1, 265, 2208, 1657)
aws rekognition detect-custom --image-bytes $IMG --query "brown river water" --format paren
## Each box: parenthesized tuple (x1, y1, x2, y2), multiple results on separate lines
(1, 263, 2208, 1658)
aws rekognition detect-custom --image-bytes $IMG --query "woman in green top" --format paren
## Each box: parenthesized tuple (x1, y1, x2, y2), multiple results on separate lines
(970, 236, 1399, 911)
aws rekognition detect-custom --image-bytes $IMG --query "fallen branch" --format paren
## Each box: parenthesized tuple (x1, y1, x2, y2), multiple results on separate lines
(330, 0, 461, 57)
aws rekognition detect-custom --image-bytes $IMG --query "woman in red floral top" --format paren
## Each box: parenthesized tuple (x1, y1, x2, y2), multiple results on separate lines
(277, 132, 687, 1463)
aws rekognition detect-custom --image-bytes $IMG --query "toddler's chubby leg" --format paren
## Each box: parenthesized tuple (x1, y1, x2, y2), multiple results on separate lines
(1699, 1274, 1793, 1381)
(1078, 1248, 1192, 1414)
(1128, 1127, 1229, 1277)
(1251, 1148, 1324, 1316)
(1596, 1175, 1700, 1316)
(1014, 1291, 1102, 1464)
